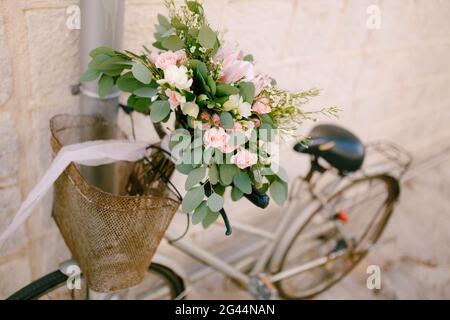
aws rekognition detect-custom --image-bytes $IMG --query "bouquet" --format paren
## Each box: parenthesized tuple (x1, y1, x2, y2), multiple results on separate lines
(81, 0, 338, 233)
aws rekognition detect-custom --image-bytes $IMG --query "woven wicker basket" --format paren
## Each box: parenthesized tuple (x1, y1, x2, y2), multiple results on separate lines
(50, 114, 180, 292)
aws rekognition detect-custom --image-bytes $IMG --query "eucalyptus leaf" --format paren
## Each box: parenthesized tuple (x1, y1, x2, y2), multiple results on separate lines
(89, 47, 114, 58)
(176, 163, 195, 175)
(150, 100, 171, 123)
(181, 186, 205, 213)
(270, 180, 288, 206)
(202, 210, 220, 229)
(239, 82, 255, 104)
(80, 69, 100, 82)
(117, 73, 144, 92)
(192, 201, 208, 225)
(198, 25, 217, 49)
(98, 56, 127, 71)
(98, 75, 114, 97)
(216, 83, 240, 96)
(134, 87, 158, 98)
(203, 147, 215, 165)
(132, 63, 152, 84)
(88, 54, 110, 70)
(209, 164, 219, 185)
(133, 98, 151, 113)
(162, 35, 185, 51)
(157, 14, 171, 29)
(233, 171, 252, 194)
(185, 166, 207, 190)
(207, 193, 224, 212)
(219, 164, 238, 186)
(231, 187, 244, 201)
(220, 112, 234, 130)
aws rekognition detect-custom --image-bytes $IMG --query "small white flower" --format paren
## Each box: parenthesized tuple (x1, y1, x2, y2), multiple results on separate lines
(238, 101, 252, 118)
(181, 101, 199, 118)
(223, 94, 240, 111)
(157, 65, 193, 91)
(223, 94, 252, 118)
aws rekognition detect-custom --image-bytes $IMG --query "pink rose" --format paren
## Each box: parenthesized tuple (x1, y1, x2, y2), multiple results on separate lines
(175, 50, 187, 65)
(200, 111, 210, 121)
(165, 88, 186, 108)
(252, 101, 271, 114)
(214, 43, 254, 84)
(252, 74, 270, 96)
(231, 149, 258, 169)
(204, 127, 229, 149)
(220, 143, 237, 154)
(155, 51, 178, 70)
(211, 113, 221, 127)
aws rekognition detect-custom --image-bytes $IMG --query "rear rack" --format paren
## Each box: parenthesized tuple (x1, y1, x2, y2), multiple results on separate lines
(362, 141, 413, 179)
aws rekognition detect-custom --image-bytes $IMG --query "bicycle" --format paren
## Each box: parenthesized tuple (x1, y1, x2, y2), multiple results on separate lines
(7, 123, 412, 300)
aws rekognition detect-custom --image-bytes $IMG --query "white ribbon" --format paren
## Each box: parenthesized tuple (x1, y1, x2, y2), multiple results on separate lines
(0, 140, 149, 248)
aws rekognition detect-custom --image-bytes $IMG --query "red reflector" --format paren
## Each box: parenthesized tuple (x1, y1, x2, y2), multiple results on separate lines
(336, 211, 348, 223)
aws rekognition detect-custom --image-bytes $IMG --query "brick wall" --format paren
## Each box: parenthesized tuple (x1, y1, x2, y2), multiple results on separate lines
(0, 0, 449, 298)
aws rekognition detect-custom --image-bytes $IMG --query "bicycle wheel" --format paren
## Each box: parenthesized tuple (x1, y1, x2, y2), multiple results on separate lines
(274, 174, 399, 299)
(7, 263, 185, 300)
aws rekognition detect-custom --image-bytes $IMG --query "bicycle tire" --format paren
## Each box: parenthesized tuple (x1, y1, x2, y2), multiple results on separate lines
(7, 263, 185, 300)
(274, 174, 400, 299)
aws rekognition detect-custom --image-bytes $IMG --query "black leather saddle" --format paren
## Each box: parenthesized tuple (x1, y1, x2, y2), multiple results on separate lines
(294, 124, 365, 173)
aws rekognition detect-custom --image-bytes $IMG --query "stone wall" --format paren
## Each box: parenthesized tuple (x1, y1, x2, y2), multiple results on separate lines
(0, 0, 449, 298)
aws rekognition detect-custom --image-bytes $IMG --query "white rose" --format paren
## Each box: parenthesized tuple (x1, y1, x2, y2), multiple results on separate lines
(238, 101, 252, 118)
(181, 102, 199, 118)
(157, 65, 193, 90)
(223, 94, 240, 111)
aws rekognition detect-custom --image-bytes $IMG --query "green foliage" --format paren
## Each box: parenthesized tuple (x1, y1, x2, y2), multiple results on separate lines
(231, 186, 244, 201)
(207, 193, 224, 212)
(98, 74, 114, 97)
(202, 210, 220, 229)
(131, 63, 152, 84)
(162, 35, 185, 51)
(185, 166, 206, 190)
(220, 112, 234, 129)
(89, 46, 115, 58)
(134, 87, 158, 98)
(219, 164, 238, 186)
(192, 201, 208, 225)
(233, 171, 252, 194)
(80, 69, 100, 82)
(238, 82, 255, 104)
(216, 83, 240, 97)
(182, 185, 205, 213)
(117, 72, 145, 92)
(176, 163, 195, 175)
(150, 100, 171, 123)
(198, 25, 217, 49)
(209, 164, 219, 185)
(270, 179, 288, 206)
